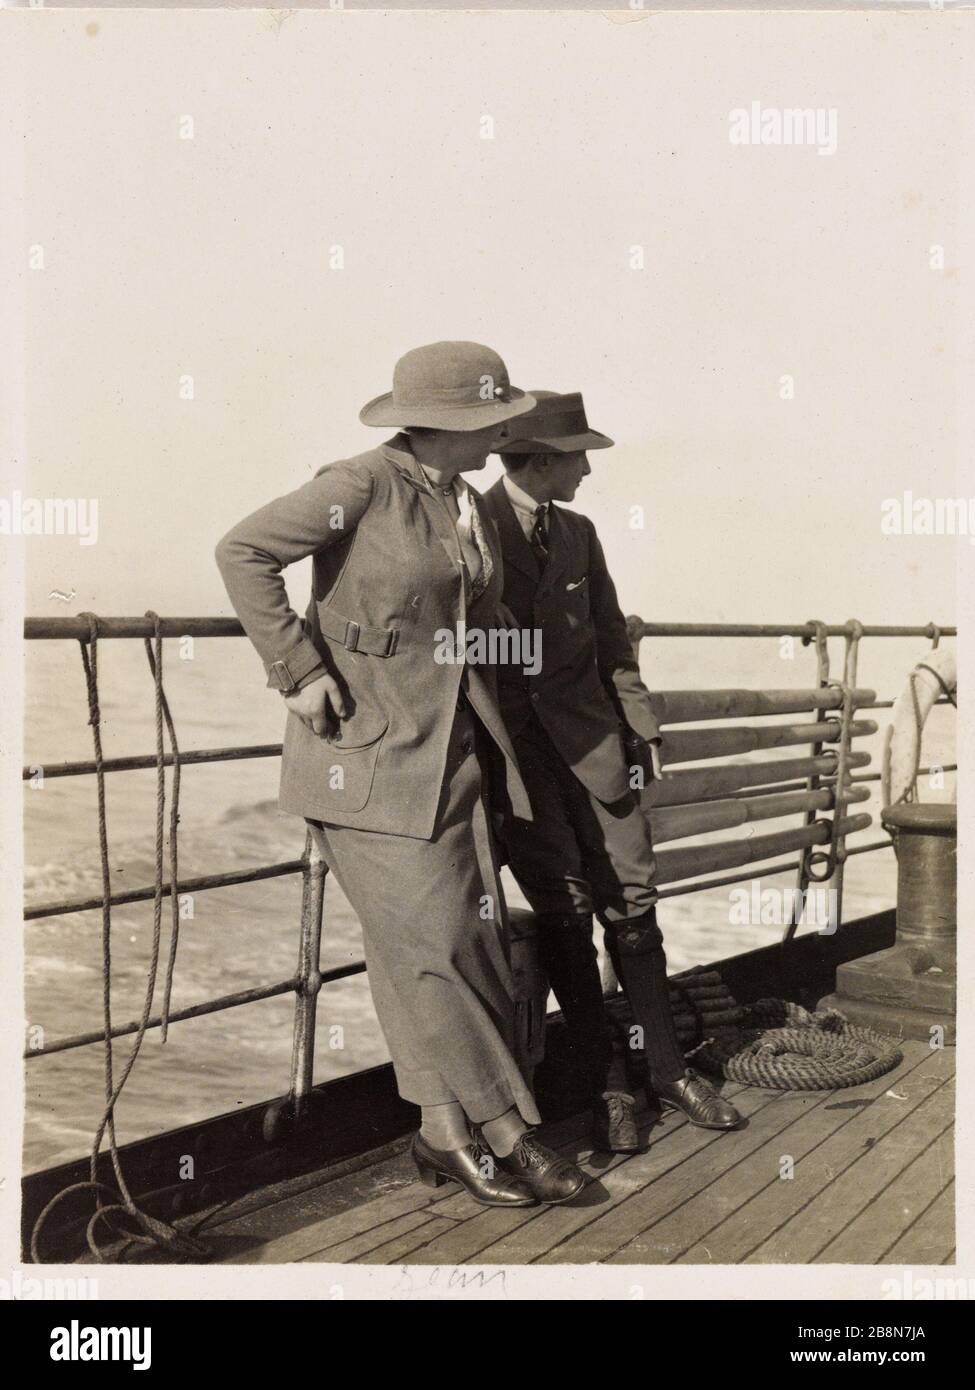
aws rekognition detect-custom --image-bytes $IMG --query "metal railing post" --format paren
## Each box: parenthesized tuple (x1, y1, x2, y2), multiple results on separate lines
(788, 621, 830, 940)
(831, 619, 864, 929)
(288, 827, 327, 1117)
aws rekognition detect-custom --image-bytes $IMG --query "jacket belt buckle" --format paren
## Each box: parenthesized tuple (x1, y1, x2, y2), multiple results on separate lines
(269, 659, 297, 693)
(344, 620, 360, 652)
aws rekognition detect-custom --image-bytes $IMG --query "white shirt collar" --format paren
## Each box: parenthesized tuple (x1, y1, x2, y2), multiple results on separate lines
(502, 473, 548, 517)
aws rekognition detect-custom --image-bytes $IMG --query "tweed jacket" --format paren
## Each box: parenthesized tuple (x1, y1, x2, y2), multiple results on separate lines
(215, 436, 530, 839)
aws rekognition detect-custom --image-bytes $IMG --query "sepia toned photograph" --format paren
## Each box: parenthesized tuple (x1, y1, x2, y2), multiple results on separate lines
(1, 2, 970, 1314)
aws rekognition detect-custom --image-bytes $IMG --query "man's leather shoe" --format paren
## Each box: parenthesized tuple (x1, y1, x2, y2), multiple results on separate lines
(591, 1091, 640, 1153)
(654, 1070, 741, 1130)
(498, 1132, 586, 1204)
(411, 1133, 537, 1207)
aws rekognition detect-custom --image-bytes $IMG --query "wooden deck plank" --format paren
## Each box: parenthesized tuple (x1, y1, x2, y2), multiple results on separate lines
(207, 1148, 422, 1257)
(349, 1216, 460, 1265)
(475, 1084, 786, 1265)
(655, 1088, 910, 1265)
(745, 1065, 953, 1263)
(595, 1091, 835, 1265)
(298, 1206, 456, 1264)
(814, 1126, 954, 1264)
(431, 1112, 693, 1267)
(624, 1093, 847, 1264)
(585, 1046, 937, 1266)
(530, 1085, 794, 1264)
(360, 1106, 676, 1266)
(206, 1041, 953, 1269)
(383, 1118, 673, 1266)
(194, 1135, 414, 1239)
(882, 1182, 956, 1266)
(668, 1046, 944, 1265)
(751, 1080, 953, 1265)
(669, 1046, 937, 1265)
(408, 1085, 763, 1266)
(218, 1178, 434, 1264)
(893, 1042, 955, 1084)
(215, 1110, 593, 1263)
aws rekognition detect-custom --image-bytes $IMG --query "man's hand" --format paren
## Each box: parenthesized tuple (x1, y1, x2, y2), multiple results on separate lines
(283, 673, 347, 738)
(622, 728, 664, 785)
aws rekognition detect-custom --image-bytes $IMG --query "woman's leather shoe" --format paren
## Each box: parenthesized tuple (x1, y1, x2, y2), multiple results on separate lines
(498, 1132, 586, 1204)
(654, 1070, 741, 1130)
(411, 1133, 538, 1207)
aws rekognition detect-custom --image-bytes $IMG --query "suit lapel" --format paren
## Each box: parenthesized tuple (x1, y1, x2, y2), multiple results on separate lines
(485, 478, 539, 582)
(382, 437, 463, 573)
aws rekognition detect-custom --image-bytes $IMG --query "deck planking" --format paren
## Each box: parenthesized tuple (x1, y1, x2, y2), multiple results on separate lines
(673, 1046, 952, 1265)
(203, 1040, 953, 1267)
(883, 1183, 955, 1266)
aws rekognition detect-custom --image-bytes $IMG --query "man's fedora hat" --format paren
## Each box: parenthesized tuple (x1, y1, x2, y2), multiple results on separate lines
(501, 390, 614, 454)
(360, 341, 536, 433)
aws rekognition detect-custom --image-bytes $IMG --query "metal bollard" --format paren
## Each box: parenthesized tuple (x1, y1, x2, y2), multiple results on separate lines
(821, 802, 956, 1042)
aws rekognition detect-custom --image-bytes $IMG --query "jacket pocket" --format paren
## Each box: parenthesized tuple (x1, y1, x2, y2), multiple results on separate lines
(320, 716, 389, 813)
(325, 714, 389, 753)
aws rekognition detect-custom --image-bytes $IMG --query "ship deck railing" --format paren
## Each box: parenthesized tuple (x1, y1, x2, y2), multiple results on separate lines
(22, 616, 956, 1119)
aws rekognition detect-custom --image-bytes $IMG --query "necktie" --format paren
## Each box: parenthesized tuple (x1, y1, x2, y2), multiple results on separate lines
(529, 505, 548, 572)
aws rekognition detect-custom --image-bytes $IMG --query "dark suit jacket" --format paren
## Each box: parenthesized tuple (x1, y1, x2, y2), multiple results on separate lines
(215, 437, 530, 838)
(482, 478, 660, 804)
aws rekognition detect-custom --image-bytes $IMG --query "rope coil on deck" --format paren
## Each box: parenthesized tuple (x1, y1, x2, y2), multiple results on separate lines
(665, 971, 903, 1091)
(697, 998, 903, 1091)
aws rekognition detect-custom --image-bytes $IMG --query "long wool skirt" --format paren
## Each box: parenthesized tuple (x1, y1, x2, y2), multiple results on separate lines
(307, 700, 540, 1126)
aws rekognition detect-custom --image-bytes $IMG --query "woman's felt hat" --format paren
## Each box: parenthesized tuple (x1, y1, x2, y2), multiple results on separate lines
(360, 341, 535, 432)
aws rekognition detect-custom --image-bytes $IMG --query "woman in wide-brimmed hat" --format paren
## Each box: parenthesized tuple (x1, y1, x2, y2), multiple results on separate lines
(216, 342, 585, 1207)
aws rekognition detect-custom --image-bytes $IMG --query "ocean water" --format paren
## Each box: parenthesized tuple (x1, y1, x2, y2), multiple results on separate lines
(22, 632, 955, 1171)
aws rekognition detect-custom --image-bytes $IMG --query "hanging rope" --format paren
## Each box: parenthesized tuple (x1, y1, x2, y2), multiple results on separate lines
(900, 661, 957, 808)
(30, 613, 205, 1263)
(142, 611, 183, 1040)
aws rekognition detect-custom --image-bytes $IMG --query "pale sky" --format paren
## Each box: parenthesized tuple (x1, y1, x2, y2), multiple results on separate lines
(4, 8, 966, 628)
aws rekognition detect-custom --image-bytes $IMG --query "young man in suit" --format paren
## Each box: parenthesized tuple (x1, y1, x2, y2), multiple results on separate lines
(482, 391, 741, 1152)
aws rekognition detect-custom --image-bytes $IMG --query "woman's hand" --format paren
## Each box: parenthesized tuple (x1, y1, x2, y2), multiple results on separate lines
(284, 673, 347, 738)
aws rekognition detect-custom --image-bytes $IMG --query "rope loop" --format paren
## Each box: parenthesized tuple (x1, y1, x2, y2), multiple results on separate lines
(926, 622, 942, 649)
(802, 849, 834, 884)
(76, 612, 101, 729)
